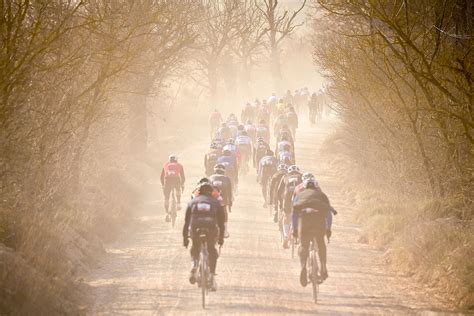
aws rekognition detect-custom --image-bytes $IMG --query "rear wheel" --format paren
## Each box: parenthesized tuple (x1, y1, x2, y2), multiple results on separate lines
(170, 197, 177, 228)
(311, 251, 319, 303)
(200, 253, 207, 309)
(291, 235, 295, 259)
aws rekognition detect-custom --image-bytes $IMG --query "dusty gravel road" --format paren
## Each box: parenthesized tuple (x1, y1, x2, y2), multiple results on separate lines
(85, 117, 458, 315)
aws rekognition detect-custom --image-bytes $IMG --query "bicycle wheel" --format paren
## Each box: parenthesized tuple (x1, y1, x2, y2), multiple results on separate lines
(291, 235, 295, 259)
(170, 192, 177, 228)
(311, 250, 319, 303)
(200, 251, 207, 309)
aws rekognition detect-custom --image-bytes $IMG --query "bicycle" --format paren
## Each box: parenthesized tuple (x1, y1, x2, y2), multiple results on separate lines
(307, 237, 322, 303)
(195, 228, 210, 309)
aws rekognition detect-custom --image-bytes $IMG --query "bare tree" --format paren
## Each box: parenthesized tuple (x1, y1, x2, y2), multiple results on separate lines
(256, 0, 306, 91)
(233, 0, 268, 98)
(192, 0, 241, 108)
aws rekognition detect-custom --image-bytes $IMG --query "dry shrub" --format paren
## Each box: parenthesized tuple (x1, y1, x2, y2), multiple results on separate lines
(352, 190, 473, 309)
(389, 219, 474, 309)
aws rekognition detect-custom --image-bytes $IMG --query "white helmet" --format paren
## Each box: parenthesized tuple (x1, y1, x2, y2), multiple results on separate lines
(287, 165, 300, 173)
(302, 172, 315, 181)
(277, 164, 288, 172)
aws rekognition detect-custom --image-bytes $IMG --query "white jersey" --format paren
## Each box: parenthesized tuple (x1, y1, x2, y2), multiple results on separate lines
(235, 135, 251, 146)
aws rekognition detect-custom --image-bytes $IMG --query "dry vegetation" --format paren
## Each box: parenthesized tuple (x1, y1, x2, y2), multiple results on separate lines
(313, 0, 473, 309)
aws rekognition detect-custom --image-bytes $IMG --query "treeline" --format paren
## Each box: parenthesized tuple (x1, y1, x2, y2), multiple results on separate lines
(311, 0, 472, 308)
(0, 0, 307, 313)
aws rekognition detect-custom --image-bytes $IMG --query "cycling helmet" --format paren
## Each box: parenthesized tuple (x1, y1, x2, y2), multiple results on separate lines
(277, 164, 287, 172)
(169, 155, 177, 162)
(287, 165, 300, 173)
(214, 163, 225, 172)
(302, 172, 315, 181)
(197, 177, 210, 184)
(303, 177, 317, 189)
(198, 182, 214, 195)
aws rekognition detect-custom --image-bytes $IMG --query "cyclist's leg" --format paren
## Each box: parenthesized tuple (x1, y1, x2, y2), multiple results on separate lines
(207, 237, 218, 274)
(190, 236, 201, 268)
(174, 183, 181, 206)
(163, 184, 172, 213)
(298, 229, 311, 269)
(314, 219, 328, 277)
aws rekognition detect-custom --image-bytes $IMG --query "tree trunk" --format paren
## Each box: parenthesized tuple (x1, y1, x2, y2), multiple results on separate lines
(208, 62, 218, 109)
(129, 78, 151, 158)
(270, 34, 282, 92)
(240, 55, 251, 98)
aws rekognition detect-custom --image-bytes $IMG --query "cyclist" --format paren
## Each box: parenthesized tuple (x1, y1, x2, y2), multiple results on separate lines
(294, 173, 336, 238)
(276, 136, 294, 157)
(241, 102, 255, 123)
(257, 101, 270, 123)
(212, 136, 224, 151)
(253, 137, 270, 172)
(204, 143, 221, 176)
(257, 149, 278, 207)
(160, 155, 185, 217)
(269, 163, 288, 222)
(183, 180, 225, 291)
(227, 121, 239, 139)
(236, 124, 246, 137)
(209, 109, 223, 137)
(217, 149, 239, 194)
(286, 107, 298, 138)
(308, 92, 319, 125)
(209, 164, 233, 238)
(292, 175, 335, 286)
(277, 164, 302, 249)
(277, 144, 295, 165)
(218, 122, 232, 141)
(244, 120, 257, 144)
(273, 114, 288, 138)
(256, 120, 270, 144)
(235, 130, 252, 174)
(284, 89, 293, 105)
